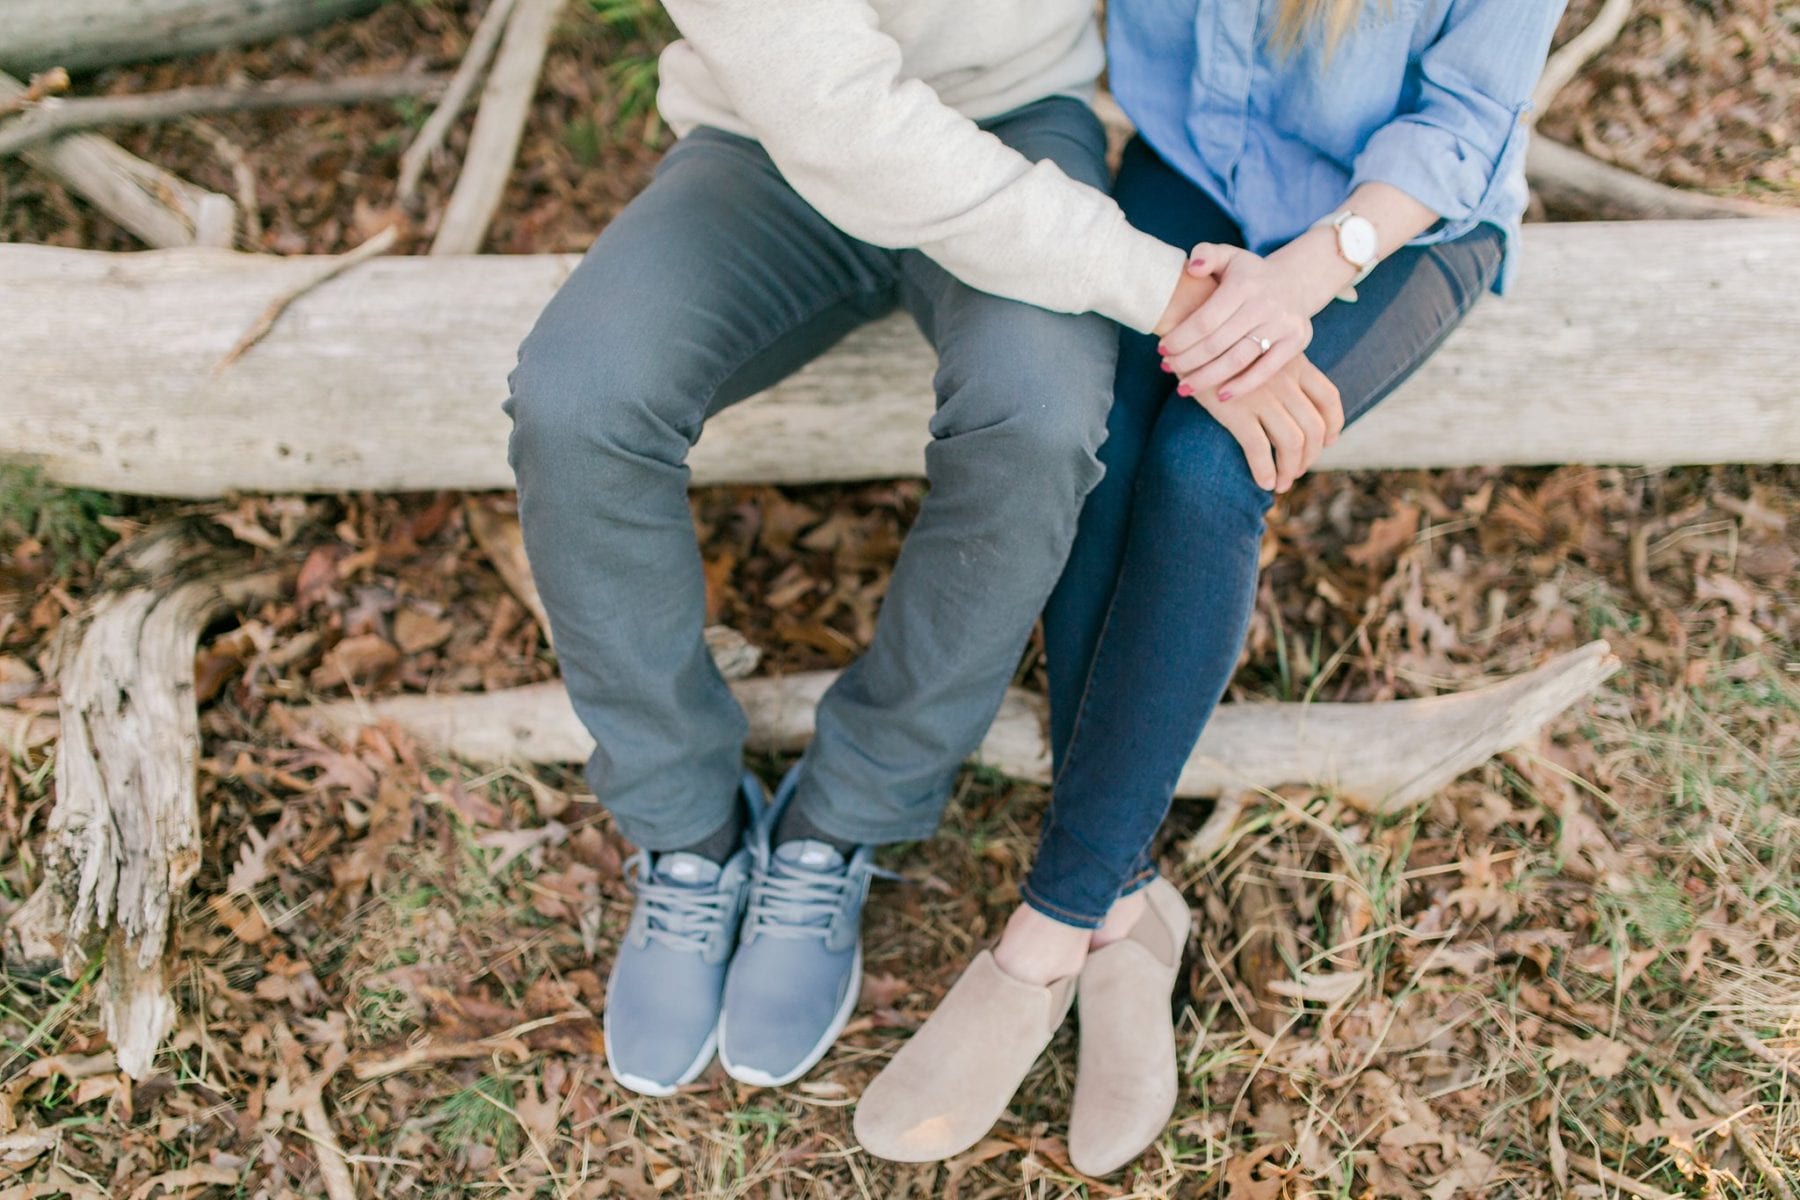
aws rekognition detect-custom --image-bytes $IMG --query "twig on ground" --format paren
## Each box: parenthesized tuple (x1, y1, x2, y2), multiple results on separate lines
(1, 69, 236, 248)
(1565, 1153, 1683, 1200)
(215, 225, 400, 370)
(1660, 1056, 1797, 1200)
(351, 1011, 590, 1080)
(1733, 1023, 1800, 1090)
(182, 118, 262, 246)
(398, 0, 519, 208)
(1532, 0, 1634, 115)
(430, 0, 565, 254)
(1180, 789, 1253, 867)
(0, 67, 67, 117)
(299, 1096, 358, 1200)
(0, 72, 449, 159)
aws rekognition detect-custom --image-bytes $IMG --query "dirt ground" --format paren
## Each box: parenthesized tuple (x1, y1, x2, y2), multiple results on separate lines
(1, 2, 1796, 1197)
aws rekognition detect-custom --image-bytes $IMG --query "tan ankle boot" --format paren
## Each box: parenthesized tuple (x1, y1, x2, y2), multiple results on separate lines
(1067, 877, 1190, 1176)
(854, 950, 1075, 1162)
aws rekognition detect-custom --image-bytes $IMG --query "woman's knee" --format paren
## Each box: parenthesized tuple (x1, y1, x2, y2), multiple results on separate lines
(1136, 405, 1275, 526)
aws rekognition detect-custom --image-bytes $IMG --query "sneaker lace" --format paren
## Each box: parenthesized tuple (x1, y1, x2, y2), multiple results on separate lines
(624, 852, 734, 954)
(744, 855, 903, 940)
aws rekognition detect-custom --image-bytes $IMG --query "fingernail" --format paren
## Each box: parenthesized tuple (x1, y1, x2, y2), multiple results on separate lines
(1160, 359, 1173, 373)
(1217, 390, 1232, 403)
(1156, 342, 1169, 355)
(1177, 382, 1192, 397)
(1189, 258, 1206, 270)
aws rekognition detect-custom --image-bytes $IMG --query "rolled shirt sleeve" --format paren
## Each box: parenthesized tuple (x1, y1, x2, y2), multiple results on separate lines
(1349, 0, 1563, 238)
(658, 0, 1189, 332)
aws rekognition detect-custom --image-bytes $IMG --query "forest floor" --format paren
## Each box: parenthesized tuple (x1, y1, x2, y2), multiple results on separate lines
(1, 1, 1797, 1197)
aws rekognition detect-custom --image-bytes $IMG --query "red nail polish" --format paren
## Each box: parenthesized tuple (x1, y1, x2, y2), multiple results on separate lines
(1177, 382, 1192, 397)
(1189, 259, 1206, 270)
(1217, 390, 1232, 403)
(1161, 359, 1173, 373)
(1156, 343, 1169, 355)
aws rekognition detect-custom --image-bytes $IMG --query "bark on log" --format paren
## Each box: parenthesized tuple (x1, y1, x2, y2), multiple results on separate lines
(3, 223, 1798, 499)
(0, 0, 387, 76)
(2, 524, 279, 1079)
(300, 641, 1618, 815)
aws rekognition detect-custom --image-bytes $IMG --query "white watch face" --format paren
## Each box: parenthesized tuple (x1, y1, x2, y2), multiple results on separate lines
(1339, 214, 1379, 267)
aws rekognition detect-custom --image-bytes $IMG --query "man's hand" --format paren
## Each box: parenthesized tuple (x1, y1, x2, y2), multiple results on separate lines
(1183, 354, 1342, 493)
(1151, 265, 1218, 338)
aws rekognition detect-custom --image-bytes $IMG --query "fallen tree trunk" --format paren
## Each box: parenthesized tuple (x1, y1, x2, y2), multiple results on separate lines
(3, 524, 280, 1080)
(0, 0, 387, 76)
(301, 641, 1618, 815)
(4, 223, 1798, 498)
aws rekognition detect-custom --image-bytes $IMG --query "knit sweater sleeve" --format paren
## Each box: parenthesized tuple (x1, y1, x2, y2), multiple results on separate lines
(657, 0, 1187, 332)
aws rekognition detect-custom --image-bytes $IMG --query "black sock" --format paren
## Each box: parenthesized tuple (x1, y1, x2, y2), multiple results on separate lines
(671, 805, 744, 864)
(774, 804, 857, 856)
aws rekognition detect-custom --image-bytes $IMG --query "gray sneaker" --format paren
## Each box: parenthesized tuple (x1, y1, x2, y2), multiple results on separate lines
(603, 773, 763, 1097)
(717, 770, 893, 1087)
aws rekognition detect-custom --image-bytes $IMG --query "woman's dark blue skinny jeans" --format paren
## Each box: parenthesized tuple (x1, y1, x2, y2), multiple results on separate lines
(1020, 137, 1504, 928)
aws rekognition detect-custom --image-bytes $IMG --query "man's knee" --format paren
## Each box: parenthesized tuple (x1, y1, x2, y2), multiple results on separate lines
(504, 319, 700, 485)
(929, 314, 1114, 496)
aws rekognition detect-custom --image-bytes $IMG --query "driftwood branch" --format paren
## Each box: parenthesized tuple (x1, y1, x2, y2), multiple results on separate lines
(1, 707, 58, 756)
(3, 525, 280, 1079)
(216, 226, 400, 369)
(1, 70, 235, 248)
(4, 222, 1797, 498)
(1526, 138, 1800, 222)
(300, 641, 1618, 815)
(0, 0, 388, 76)
(430, 0, 564, 253)
(1531, 0, 1634, 115)
(0, 72, 449, 160)
(398, 0, 519, 207)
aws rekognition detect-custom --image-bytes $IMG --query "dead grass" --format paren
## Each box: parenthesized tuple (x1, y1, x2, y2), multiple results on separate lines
(1, 1, 1797, 1196)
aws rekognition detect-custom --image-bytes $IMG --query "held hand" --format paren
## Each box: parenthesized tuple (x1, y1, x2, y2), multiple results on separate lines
(1180, 354, 1343, 493)
(1151, 263, 1219, 338)
(1159, 243, 1316, 402)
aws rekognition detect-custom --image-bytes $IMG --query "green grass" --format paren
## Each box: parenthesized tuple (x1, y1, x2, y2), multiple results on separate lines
(434, 1075, 522, 1161)
(0, 461, 118, 572)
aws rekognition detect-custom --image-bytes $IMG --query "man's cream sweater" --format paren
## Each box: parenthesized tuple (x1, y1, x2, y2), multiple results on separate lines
(655, 0, 1188, 334)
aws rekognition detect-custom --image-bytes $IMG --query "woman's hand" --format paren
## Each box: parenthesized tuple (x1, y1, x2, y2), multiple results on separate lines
(1182, 353, 1343, 493)
(1157, 244, 1321, 402)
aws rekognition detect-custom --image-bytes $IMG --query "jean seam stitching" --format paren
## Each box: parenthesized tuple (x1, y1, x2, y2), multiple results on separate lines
(1019, 878, 1104, 927)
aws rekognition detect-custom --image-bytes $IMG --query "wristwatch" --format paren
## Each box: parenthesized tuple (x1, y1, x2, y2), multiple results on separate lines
(1312, 210, 1380, 302)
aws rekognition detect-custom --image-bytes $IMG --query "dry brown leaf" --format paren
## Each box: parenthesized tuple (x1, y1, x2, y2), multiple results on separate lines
(1546, 1031, 1632, 1079)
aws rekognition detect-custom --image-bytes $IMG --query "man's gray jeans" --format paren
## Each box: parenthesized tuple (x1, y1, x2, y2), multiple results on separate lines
(503, 97, 1119, 851)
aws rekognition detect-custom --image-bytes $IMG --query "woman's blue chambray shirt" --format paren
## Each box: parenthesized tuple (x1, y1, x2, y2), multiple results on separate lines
(1107, 0, 1566, 294)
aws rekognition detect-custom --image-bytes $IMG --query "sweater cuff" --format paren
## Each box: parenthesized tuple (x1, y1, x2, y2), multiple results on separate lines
(1083, 216, 1190, 334)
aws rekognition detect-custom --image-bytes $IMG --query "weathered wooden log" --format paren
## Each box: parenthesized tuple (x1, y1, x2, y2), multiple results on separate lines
(1527, 138, 1800, 223)
(0, 0, 387, 76)
(301, 641, 1618, 815)
(3, 524, 280, 1079)
(3, 224, 1796, 500)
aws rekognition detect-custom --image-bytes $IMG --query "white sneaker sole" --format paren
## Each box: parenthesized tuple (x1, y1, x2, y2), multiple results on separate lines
(717, 942, 862, 1088)
(605, 1020, 719, 1098)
